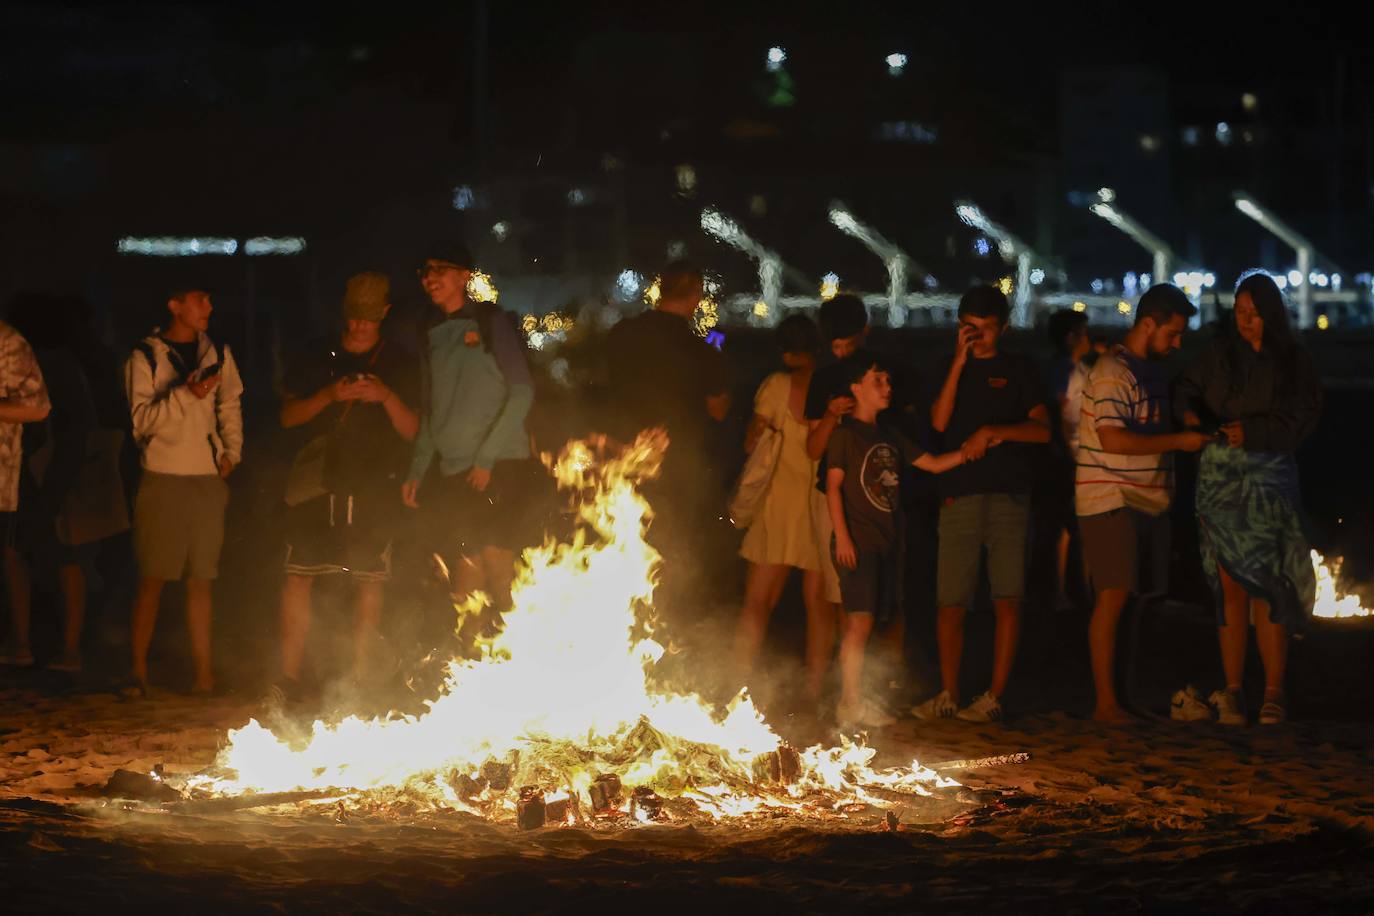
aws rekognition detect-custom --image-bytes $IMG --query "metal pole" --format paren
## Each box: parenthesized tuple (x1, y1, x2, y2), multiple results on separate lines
(1014, 251, 1032, 327)
(1297, 246, 1313, 328)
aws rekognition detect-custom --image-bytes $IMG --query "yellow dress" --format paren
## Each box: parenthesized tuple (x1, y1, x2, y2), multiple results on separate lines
(740, 372, 826, 570)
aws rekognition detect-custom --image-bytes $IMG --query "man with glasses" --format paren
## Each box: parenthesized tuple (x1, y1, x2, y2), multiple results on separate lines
(403, 243, 534, 619)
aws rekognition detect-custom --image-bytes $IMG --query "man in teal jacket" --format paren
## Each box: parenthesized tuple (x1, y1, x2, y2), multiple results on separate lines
(402, 243, 534, 612)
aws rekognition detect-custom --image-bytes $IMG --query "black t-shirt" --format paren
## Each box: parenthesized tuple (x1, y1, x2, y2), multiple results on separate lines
(825, 418, 922, 552)
(932, 351, 1046, 499)
(281, 336, 419, 496)
(804, 351, 918, 493)
(604, 310, 726, 464)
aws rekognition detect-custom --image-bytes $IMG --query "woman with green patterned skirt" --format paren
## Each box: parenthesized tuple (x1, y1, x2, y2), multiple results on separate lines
(1176, 272, 1322, 726)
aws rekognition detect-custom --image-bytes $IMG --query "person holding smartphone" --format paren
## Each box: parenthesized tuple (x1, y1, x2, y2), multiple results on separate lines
(123, 285, 243, 695)
(912, 285, 1050, 724)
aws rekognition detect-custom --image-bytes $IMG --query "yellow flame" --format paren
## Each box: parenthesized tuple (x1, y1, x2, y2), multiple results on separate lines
(692, 298, 719, 337)
(1312, 550, 1372, 618)
(196, 432, 955, 820)
(468, 270, 499, 303)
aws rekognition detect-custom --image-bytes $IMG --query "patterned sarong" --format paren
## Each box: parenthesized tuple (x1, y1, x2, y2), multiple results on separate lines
(1196, 443, 1314, 629)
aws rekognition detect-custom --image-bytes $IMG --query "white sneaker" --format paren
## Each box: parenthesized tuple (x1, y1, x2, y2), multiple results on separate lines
(957, 691, 1004, 723)
(836, 698, 897, 730)
(1170, 686, 1213, 722)
(910, 690, 958, 721)
(1208, 689, 1246, 726)
(1258, 696, 1287, 725)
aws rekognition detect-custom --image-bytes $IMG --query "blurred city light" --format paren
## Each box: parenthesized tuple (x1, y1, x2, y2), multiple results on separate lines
(243, 237, 305, 256)
(820, 272, 840, 300)
(117, 237, 237, 256)
(885, 52, 907, 76)
(452, 185, 475, 210)
(766, 46, 787, 71)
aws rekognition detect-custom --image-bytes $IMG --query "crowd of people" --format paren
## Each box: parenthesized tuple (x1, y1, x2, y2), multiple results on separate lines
(0, 253, 1322, 731)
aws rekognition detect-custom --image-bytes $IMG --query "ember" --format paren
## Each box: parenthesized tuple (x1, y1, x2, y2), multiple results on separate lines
(188, 432, 958, 826)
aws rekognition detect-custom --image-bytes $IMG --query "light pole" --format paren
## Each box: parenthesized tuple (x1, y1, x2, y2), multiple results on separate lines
(954, 200, 1060, 327)
(828, 201, 933, 326)
(700, 208, 809, 323)
(1085, 189, 1177, 290)
(1232, 191, 1340, 329)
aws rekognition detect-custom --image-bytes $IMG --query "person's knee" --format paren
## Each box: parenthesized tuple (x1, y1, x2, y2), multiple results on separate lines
(185, 579, 213, 599)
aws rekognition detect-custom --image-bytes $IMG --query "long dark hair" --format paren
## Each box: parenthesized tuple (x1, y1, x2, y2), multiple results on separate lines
(1231, 270, 1300, 387)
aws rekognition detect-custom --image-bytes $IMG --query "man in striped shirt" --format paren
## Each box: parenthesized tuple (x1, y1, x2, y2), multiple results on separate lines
(1077, 284, 1211, 724)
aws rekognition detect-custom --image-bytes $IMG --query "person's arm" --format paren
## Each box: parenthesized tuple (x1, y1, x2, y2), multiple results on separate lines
(931, 328, 975, 432)
(472, 314, 535, 470)
(961, 404, 1051, 460)
(215, 345, 245, 471)
(913, 449, 968, 474)
(124, 347, 192, 441)
(1089, 367, 1208, 455)
(826, 466, 857, 570)
(0, 402, 49, 423)
(380, 384, 420, 442)
(1098, 426, 1210, 455)
(281, 386, 334, 429)
(806, 395, 853, 460)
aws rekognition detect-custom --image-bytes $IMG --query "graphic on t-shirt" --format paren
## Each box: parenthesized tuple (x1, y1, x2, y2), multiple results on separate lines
(859, 442, 901, 512)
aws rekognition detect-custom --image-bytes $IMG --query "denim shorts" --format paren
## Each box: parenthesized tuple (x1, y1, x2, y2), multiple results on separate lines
(936, 493, 1029, 609)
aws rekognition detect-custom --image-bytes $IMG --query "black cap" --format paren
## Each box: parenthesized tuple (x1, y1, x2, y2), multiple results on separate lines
(423, 240, 473, 270)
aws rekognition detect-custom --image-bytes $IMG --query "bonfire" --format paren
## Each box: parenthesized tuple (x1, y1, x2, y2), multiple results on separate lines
(186, 431, 962, 827)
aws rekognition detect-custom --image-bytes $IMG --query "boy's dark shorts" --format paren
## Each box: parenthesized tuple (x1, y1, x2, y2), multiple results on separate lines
(421, 460, 553, 559)
(833, 544, 902, 625)
(284, 490, 396, 582)
(1078, 506, 1170, 595)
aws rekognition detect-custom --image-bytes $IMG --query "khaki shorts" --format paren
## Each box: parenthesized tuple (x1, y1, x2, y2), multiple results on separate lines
(134, 472, 228, 581)
(936, 493, 1030, 609)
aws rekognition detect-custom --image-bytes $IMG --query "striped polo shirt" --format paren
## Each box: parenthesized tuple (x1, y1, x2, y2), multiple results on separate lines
(1075, 344, 1173, 517)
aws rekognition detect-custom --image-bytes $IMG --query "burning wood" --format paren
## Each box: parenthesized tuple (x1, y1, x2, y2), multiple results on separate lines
(186, 433, 965, 829)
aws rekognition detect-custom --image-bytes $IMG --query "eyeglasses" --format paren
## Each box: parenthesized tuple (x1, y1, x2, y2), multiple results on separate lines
(417, 263, 461, 279)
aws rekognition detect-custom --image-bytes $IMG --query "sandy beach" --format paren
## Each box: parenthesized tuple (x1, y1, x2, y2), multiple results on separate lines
(2, 676, 1371, 913)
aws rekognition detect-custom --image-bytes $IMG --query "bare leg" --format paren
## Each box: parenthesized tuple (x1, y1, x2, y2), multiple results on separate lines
(837, 611, 875, 709)
(130, 577, 165, 684)
(936, 605, 965, 702)
(1216, 565, 1250, 692)
(3, 547, 32, 658)
(280, 574, 314, 682)
(801, 569, 837, 701)
(185, 579, 214, 693)
(58, 563, 86, 665)
(1088, 587, 1131, 722)
(989, 598, 1021, 698)
(480, 546, 516, 615)
(352, 579, 384, 680)
(1252, 598, 1288, 700)
(732, 562, 790, 685)
(1055, 527, 1072, 600)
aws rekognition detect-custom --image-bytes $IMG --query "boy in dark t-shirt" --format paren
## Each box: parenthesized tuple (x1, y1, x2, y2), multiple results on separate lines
(826, 352, 978, 731)
(912, 285, 1050, 725)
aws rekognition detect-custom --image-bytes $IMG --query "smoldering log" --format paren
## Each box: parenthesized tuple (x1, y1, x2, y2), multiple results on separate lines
(588, 773, 622, 812)
(751, 745, 801, 786)
(630, 786, 664, 821)
(517, 786, 546, 830)
(930, 752, 1032, 771)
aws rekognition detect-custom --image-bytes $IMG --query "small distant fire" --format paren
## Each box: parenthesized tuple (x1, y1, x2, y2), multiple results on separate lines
(1312, 551, 1372, 619)
(188, 431, 959, 827)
